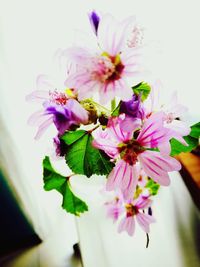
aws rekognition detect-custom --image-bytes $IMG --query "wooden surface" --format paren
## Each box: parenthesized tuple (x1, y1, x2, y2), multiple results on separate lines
(177, 152, 200, 210)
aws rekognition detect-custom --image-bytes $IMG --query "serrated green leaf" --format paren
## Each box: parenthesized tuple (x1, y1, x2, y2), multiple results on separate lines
(60, 183, 88, 215)
(132, 82, 151, 101)
(62, 130, 114, 177)
(43, 156, 88, 215)
(61, 130, 86, 145)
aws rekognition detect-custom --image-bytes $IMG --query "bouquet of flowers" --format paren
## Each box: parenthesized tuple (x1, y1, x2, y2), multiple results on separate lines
(27, 11, 200, 245)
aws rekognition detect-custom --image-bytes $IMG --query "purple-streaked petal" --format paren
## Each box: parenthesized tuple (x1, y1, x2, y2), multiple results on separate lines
(137, 112, 171, 148)
(138, 151, 181, 186)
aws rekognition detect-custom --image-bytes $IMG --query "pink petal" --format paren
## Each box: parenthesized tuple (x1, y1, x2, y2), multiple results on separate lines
(136, 213, 155, 233)
(137, 112, 171, 148)
(135, 197, 152, 209)
(114, 79, 133, 101)
(67, 99, 88, 124)
(98, 82, 116, 104)
(122, 164, 139, 201)
(138, 151, 181, 186)
(26, 90, 49, 103)
(118, 216, 135, 236)
(36, 75, 55, 91)
(166, 120, 191, 137)
(106, 160, 127, 191)
(120, 116, 141, 132)
(92, 127, 119, 158)
(34, 116, 53, 140)
(28, 110, 47, 126)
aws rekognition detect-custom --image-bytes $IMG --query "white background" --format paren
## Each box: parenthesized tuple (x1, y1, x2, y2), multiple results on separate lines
(0, 0, 200, 266)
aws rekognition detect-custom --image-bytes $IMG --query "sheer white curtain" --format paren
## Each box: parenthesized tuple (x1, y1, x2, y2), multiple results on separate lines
(0, 0, 199, 254)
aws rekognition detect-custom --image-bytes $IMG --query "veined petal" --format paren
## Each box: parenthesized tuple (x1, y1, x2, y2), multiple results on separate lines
(118, 216, 135, 236)
(136, 212, 155, 233)
(106, 160, 127, 191)
(137, 112, 171, 148)
(98, 14, 136, 56)
(138, 151, 181, 185)
(35, 116, 54, 140)
(122, 164, 139, 201)
(135, 197, 152, 209)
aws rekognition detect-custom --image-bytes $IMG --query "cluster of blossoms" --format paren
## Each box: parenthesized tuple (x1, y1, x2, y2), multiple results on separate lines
(27, 11, 192, 240)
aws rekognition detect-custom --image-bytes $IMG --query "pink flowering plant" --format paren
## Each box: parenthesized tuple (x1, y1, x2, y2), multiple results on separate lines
(27, 11, 200, 245)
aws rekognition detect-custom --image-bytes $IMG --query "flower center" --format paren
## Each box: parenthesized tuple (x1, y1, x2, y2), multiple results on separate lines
(49, 90, 68, 105)
(125, 204, 138, 217)
(118, 140, 145, 165)
(91, 54, 124, 83)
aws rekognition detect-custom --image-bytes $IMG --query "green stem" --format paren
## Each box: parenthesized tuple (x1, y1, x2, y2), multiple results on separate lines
(111, 98, 116, 111)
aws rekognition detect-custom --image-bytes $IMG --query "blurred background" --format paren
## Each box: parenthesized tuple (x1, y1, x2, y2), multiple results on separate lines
(0, 0, 199, 266)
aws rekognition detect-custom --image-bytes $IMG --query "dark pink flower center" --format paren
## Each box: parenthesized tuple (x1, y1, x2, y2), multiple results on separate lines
(118, 140, 145, 165)
(125, 204, 138, 217)
(91, 54, 124, 83)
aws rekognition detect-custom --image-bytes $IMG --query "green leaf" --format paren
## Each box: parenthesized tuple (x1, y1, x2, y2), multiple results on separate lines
(170, 122, 200, 156)
(189, 122, 200, 139)
(62, 130, 114, 177)
(111, 101, 121, 117)
(61, 130, 86, 145)
(132, 82, 151, 101)
(43, 156, 88, 215)
(170, 136, 198, 156)
(145, 179, 160, 196)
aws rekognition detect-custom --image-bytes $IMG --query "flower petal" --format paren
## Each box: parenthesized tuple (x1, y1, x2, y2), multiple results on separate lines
(136, 213, 155, 233)
(138, 151, 181, 186)
(118, 216, 135, 236)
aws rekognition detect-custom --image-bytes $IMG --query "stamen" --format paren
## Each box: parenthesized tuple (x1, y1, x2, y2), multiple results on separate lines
(49, 90, 68, 105)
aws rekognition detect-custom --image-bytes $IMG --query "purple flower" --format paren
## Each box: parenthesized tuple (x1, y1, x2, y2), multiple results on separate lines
(27, 83, 88, 139)
(120, 94, 145, 119)
(88, 10, 100, 35)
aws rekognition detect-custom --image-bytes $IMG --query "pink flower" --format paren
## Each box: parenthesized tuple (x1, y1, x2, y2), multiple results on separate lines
(118, 196, 155, 236)
(92, 113, 181, 199)
(144, 82, 191, 154)
(27, 75, 88, 139)
(64, 14, 144, 104)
